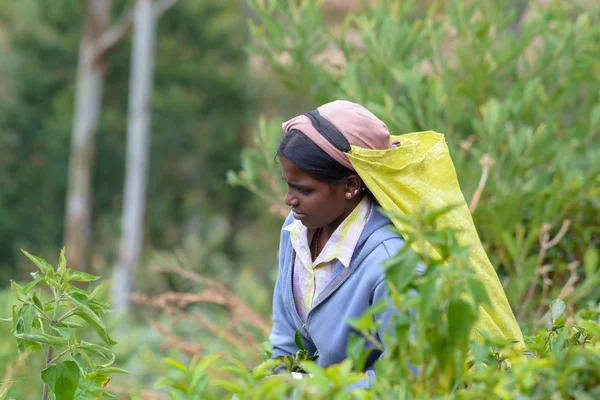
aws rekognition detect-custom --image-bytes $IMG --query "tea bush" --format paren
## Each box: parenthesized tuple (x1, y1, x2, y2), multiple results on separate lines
(230, 0, 600, 324)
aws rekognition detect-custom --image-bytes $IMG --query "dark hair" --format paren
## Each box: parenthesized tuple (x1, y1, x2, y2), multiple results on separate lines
(278, 110, 354, 185)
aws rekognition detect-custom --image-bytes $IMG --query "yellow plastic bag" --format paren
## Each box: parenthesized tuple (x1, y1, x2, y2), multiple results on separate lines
(347, 131, 524, 346)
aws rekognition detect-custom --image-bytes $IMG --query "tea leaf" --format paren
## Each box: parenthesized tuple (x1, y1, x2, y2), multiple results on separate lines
(21, 250, 54, 275)
(32, 293, 44, 312)
(68, 270, 100, 283)
(550, 299, 566, 322)
(57, 248, 67, 276)
(69, 295, 117, 345)
(57, 321, 84, 329)
(41, 360, 80, 400)
(22, 274, 44, 295)
(72, 375, 108, 400)
(163, 358, 187, 373)
(77, 341, 114, 363)
(191, 353, 221, 389)
(466, 275, 490, 306)
(448, 298, 475, 349)
(15, 330, 69, 346)
(294, 330, 305, 351)
(584, 246, 598, 277)
(93, 367, 130, 375)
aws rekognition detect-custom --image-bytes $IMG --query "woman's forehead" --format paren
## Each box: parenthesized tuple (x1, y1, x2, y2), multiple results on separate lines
(280, 157, 324, 185)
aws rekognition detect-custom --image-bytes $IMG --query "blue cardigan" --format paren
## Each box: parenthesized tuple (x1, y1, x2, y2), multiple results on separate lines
(270, 207, 407, 387)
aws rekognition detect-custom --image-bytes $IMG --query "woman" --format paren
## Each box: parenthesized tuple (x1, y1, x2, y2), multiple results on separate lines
(269, 100, 523, 386)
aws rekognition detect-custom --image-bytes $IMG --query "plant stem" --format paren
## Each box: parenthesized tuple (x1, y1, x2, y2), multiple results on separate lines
(41, 346, 53, 400)
(42, 288, 62, 400)
(55, 307, 78, 324)
(49, 347, 72, 365)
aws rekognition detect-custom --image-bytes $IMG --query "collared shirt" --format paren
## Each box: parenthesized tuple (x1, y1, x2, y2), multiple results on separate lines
(284, 197, 373, 322)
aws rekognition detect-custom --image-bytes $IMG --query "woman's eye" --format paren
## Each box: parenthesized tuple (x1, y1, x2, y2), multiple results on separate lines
(298, 188, 311, 195)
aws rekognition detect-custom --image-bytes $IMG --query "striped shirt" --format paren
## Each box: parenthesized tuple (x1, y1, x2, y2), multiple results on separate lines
(284, 197, 373, 322)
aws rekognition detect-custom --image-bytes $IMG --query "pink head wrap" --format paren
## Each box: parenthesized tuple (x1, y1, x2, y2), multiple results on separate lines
(281, 100, 391, 171)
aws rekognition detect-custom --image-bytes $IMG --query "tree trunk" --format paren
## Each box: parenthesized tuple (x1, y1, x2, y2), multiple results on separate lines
(64, 0, 111, 272)
(111, 0, 157, 312)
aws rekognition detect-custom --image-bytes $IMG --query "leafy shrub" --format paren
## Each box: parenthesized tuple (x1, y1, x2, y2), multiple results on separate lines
(1, 249, 127, 400)
(230, 0, 600, 325)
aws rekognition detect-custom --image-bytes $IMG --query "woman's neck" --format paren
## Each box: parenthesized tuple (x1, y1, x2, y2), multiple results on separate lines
(322, 194, 365, 238)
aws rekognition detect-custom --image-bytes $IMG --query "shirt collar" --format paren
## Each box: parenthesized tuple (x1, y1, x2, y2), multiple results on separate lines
(283, 197, 372, 269)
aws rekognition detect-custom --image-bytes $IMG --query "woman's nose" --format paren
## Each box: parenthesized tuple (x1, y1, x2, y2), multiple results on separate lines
(284, 190, 298, 207)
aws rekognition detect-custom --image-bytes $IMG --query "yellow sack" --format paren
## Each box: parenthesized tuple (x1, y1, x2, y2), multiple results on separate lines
(346, 131, 524, 346)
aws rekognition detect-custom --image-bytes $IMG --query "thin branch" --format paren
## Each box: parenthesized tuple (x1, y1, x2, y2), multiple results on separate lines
(153, 0, 177, 18)
(48, 348, 72, 365)
(55, 307, 78, 324)
(469, 154, 495, 214)
(94, 7, 134, 60)
(534, 261, 580, 329)
(517, 219, 571, 321)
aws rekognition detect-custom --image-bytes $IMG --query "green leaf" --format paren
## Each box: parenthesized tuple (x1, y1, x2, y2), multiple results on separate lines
(466, 275, 490, 306)
(72, 353, 87, 374)
(0, 382, 12, 400)
(580, 321, 600, 339)
(68, 270, 100, 283)
(89, 284, 103, 300)
(77, 341, 115, 366)
(346, 334, 368, 371)
(72, 375, 108, 400)
(50, 324, 75, 340)
(32, 293, 44, 312)
(15, 330, 69, 346)
(191, 354, 221, 389)
(163, 358, 187, 373)
(251, 359, 281, 381)
(346, 299, 389, 334)
(22, 274, 44, 295)
(41, 360, 80, 400)
(57, 248, 67, 275)
(93, 367, 130, 375)
(550, 299, 566, 322)
(21, 250, 54, 275)
(384, 250, 420, 293)
(212, 380, 243, 395)
(294, 330, 305, 351)
(422, 203, 462, 223)
(15, 303, 36, 334)
(448, 298, 475, 349)
(584, 246, 599, 277)
(69, 295, 117, 345)
(11, 281, 28, 303)
(57, 321, 84, 329)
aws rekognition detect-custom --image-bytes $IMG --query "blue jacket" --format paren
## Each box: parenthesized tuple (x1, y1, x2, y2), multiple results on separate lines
(270, 207, 406, 386)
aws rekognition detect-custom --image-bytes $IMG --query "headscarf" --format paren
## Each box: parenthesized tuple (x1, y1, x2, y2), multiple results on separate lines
(281, 100, 524, 347)
(282, 100, 391, 171)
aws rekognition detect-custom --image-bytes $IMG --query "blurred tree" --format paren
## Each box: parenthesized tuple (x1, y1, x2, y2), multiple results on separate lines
(0, 0, 254, 286)
(112, 0, 176, 311)
(65, 0, 133, 273)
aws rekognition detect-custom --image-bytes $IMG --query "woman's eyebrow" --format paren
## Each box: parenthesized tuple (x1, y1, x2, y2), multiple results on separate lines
(282, 178, 310, 191)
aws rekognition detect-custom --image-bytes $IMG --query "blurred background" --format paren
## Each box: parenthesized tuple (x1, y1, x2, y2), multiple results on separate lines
(0, 0, 599, 398)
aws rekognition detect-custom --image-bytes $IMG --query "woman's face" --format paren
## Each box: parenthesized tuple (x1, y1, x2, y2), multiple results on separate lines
(280, 156, 360, 231)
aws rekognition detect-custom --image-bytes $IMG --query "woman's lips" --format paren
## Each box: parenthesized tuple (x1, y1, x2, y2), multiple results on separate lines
(292, 210, 305, 219)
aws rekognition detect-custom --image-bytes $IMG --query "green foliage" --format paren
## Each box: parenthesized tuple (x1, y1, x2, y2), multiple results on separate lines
(156, 354, 221, 400)
(235, 0, 600, 324)
(0, 0, 255, 282)
(1, 249, 127, 399)
(181, 206, 600, 399)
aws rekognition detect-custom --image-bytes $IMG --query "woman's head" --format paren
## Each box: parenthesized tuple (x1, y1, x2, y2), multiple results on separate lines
(278, 126, 366, 231)
(278, 101, 390, 230)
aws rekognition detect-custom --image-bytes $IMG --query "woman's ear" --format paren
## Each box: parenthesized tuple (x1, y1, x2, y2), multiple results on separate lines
(345, 176, 362, 199)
